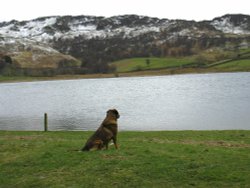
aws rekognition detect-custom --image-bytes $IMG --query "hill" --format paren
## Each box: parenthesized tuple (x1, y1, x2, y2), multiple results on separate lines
(0, 14, 250, 76)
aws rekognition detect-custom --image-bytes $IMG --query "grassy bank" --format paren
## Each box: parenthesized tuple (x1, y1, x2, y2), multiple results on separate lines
(110, 57, 195, 72)
(0, 131, 249, 187)
(1, 54, 250, 83)
(1, 66, 250, 84)
(0, 74, 116, 83)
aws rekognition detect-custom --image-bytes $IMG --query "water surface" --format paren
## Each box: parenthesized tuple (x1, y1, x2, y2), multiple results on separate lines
(0, 72, 250, 131)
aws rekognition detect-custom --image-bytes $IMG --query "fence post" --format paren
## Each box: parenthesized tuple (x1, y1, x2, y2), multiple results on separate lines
(44, 113, 48, 131)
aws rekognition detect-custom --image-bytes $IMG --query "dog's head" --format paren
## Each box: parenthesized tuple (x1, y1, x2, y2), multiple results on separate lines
(107, 109, 120, 119)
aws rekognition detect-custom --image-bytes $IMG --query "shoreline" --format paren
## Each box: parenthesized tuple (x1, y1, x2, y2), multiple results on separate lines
(0, 68, 249, 84)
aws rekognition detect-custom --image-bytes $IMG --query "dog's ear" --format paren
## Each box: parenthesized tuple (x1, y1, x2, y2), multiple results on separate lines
(112, 109, 120, 119)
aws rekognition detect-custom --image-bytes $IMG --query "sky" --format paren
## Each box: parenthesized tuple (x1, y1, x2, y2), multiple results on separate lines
(1, 0, 249, 22)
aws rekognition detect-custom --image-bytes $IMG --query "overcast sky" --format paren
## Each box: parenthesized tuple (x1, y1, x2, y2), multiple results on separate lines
(1, 0, 249, 22)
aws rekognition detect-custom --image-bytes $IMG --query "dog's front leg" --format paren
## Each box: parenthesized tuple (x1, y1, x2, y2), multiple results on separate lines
(105, 143, 109, 150)
(112, 137, 118, 149)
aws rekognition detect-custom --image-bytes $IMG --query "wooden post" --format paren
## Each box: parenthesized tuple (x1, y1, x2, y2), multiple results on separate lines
(44, 113, 48, 131)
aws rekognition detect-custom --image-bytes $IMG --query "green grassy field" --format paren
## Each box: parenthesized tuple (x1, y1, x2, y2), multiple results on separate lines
(0, 74, 116, 83)
(0, 75, 36, 83)
(111, 57, 195, 73)
(1, 131, 249, 187)
(212, 59, 250, 71)
(111, 56, 250, 74)
(1, 53, 250, 83)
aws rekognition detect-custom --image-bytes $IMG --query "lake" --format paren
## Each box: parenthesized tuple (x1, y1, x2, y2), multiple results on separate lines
(0, 72, 250, 131)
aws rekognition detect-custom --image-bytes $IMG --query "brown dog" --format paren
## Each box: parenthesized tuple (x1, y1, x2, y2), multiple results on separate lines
(81, 109, 120, 151)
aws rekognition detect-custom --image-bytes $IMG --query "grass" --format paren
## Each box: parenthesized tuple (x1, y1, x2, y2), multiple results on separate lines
(1, 131, 250, 187)
(0, 74, 116, 83)
(110, 55, 250, 76)
(111, 57, 195, 73)
(1, 52, 250, 83)
(212, 59, 250, 71)
(0, 75, 39, 83)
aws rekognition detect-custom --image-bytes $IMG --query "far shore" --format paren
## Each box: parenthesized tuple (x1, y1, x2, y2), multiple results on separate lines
(0, 68, 249, 83)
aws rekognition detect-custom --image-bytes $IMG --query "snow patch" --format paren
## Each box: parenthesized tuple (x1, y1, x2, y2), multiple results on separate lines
(0, 15, 249, 47)
(0, 16, 173, 42)
(0, 17, 57, 41)
(211, 17, 250, 34)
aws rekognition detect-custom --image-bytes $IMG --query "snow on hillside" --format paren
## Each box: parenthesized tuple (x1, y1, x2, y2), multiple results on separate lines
(0, 16, 170, 42)
(0, 17, 57, 41)
(0, 14, 249, 45)
(0, 14, 249, 59)
(0, 35, 59, 54)
(211, 16, 250, 34)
